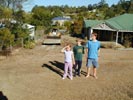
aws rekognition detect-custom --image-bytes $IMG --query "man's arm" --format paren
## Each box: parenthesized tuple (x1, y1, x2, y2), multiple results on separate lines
(85, 48, 88, 59)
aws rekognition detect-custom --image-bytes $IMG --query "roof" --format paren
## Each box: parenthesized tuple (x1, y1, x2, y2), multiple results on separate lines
(84, 20, 103, 28)
(52, 17, 71, 21)
(105, 14, 133, 32)
(84, 14, 133, 32)
(22, 24, 35, 29)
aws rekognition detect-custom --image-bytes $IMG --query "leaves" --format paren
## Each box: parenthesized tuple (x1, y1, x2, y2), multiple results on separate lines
(0, 0, 28, 11)
(0, 28, 14, 48)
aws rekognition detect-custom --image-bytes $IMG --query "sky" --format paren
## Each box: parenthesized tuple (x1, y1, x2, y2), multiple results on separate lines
(23, 0, 120, 12)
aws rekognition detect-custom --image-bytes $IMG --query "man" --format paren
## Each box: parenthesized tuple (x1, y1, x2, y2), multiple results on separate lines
(85, 32, 100, 79)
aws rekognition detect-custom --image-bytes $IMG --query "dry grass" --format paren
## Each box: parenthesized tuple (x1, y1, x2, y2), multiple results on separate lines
(0, 36, 133, 100)
(101, 42, 125, 49)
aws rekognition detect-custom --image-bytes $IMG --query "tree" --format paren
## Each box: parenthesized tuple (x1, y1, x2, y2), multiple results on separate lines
(64, 21, 72, 32)
(0, 0, 27, 11)
(48, 6, 63, 17)
(13, 10, 26, 23)
(0, 28, 14, 50)
(104, 7, 115, 19)
(128, 0, 133, 13)
(10, 23, 29, 39)
(31, 6, 52, 26)
(0, 7, 13, 21)
(88, 4, 93, 10)
(72, 17, 83, 35)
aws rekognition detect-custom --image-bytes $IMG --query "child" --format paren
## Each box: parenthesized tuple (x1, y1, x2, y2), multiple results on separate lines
(85, 32, 100, 79)
(73, 39, 84, 77)
(61, 44, 75, 80)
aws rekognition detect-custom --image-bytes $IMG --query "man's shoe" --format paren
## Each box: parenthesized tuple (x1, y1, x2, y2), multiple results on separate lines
(77, 73, 81, 77)
(73, 71, 77, 77)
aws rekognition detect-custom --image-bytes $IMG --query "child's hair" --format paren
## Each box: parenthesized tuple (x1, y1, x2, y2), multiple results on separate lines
(76, 39, 82, 42)
(92, 32, 98, 37)
(66, 43, 71, 48)
(65, 43, 72, 50)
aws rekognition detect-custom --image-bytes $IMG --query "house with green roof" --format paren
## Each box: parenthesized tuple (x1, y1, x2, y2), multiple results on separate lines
(83, 14, 133, 47)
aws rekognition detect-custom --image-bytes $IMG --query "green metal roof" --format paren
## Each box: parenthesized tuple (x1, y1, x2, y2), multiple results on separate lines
(84, 14, 133, 32)
(106, 14, 133, 31)
(84, 20, 103, 28)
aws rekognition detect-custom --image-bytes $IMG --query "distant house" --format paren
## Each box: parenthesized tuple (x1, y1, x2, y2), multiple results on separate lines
(83, 14, 133, 47)
(52, 16, 71, 26)
(22, 24, 35, 39)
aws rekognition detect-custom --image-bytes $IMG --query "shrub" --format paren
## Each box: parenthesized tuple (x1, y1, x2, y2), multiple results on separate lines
(24, 41, 35, 49)
(0, 28, 14, 50)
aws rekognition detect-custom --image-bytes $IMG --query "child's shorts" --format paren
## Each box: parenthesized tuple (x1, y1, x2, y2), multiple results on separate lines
(86, 58, 99, 68)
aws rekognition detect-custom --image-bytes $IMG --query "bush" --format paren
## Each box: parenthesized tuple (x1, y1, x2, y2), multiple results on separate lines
(0, 28, 14, 50)
(24, 41, 36, 49)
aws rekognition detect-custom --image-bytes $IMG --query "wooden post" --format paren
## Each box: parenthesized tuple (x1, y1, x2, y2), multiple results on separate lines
(116, 31, 119, 45)
(89, 28, 93, 40)
(121, 32, 124, 43)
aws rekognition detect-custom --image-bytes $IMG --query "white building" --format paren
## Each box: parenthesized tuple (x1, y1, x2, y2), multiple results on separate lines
(22, 24, 35, 39)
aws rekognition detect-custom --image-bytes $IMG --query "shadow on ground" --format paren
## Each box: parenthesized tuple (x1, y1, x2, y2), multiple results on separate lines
(0, 91, 8, 100)
(42, 60, 64, 77)
(42, 60, 87, 77)
(80, 70, 87, 76)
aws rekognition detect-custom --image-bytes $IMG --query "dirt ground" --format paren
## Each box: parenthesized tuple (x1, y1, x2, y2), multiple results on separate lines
(0, 36, 133, 100)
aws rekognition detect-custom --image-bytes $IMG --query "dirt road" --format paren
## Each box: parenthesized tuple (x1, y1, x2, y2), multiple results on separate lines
(0, 43, 133, 100)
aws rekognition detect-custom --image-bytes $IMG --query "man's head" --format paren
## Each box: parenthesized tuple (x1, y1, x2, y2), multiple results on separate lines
(91, 32, 97, 40)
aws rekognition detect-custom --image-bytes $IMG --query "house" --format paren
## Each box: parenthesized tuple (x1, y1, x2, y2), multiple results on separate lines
(52, 16, 71, 26)
(83, 14, 133, 47)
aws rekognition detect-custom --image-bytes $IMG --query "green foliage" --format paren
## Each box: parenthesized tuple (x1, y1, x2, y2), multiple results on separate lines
(13, 10, 26, 23)
(23, 12, 32, 23)
(0, 0, 28, 11)
(10, 23, 29, 39)
(0, 28, 14, 49)
(128, 0, 133, 13)
(31, 6, 52, 26)
(44, 26, 52, 34)
(72, 18, 83, 35)
(64, 21, 72, 31)
(24, 40, 35, 49)
(123, 34, 133, 48)
(0, 7, 12, 20)
(104, 8, 115, 19)
(51, 7, 63, 17)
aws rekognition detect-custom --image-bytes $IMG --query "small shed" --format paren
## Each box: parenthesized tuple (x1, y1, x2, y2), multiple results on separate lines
(22, 24, 35, 39)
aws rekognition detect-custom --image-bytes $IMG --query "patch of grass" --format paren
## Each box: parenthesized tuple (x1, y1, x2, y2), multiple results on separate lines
(101, 42, 125, 49)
